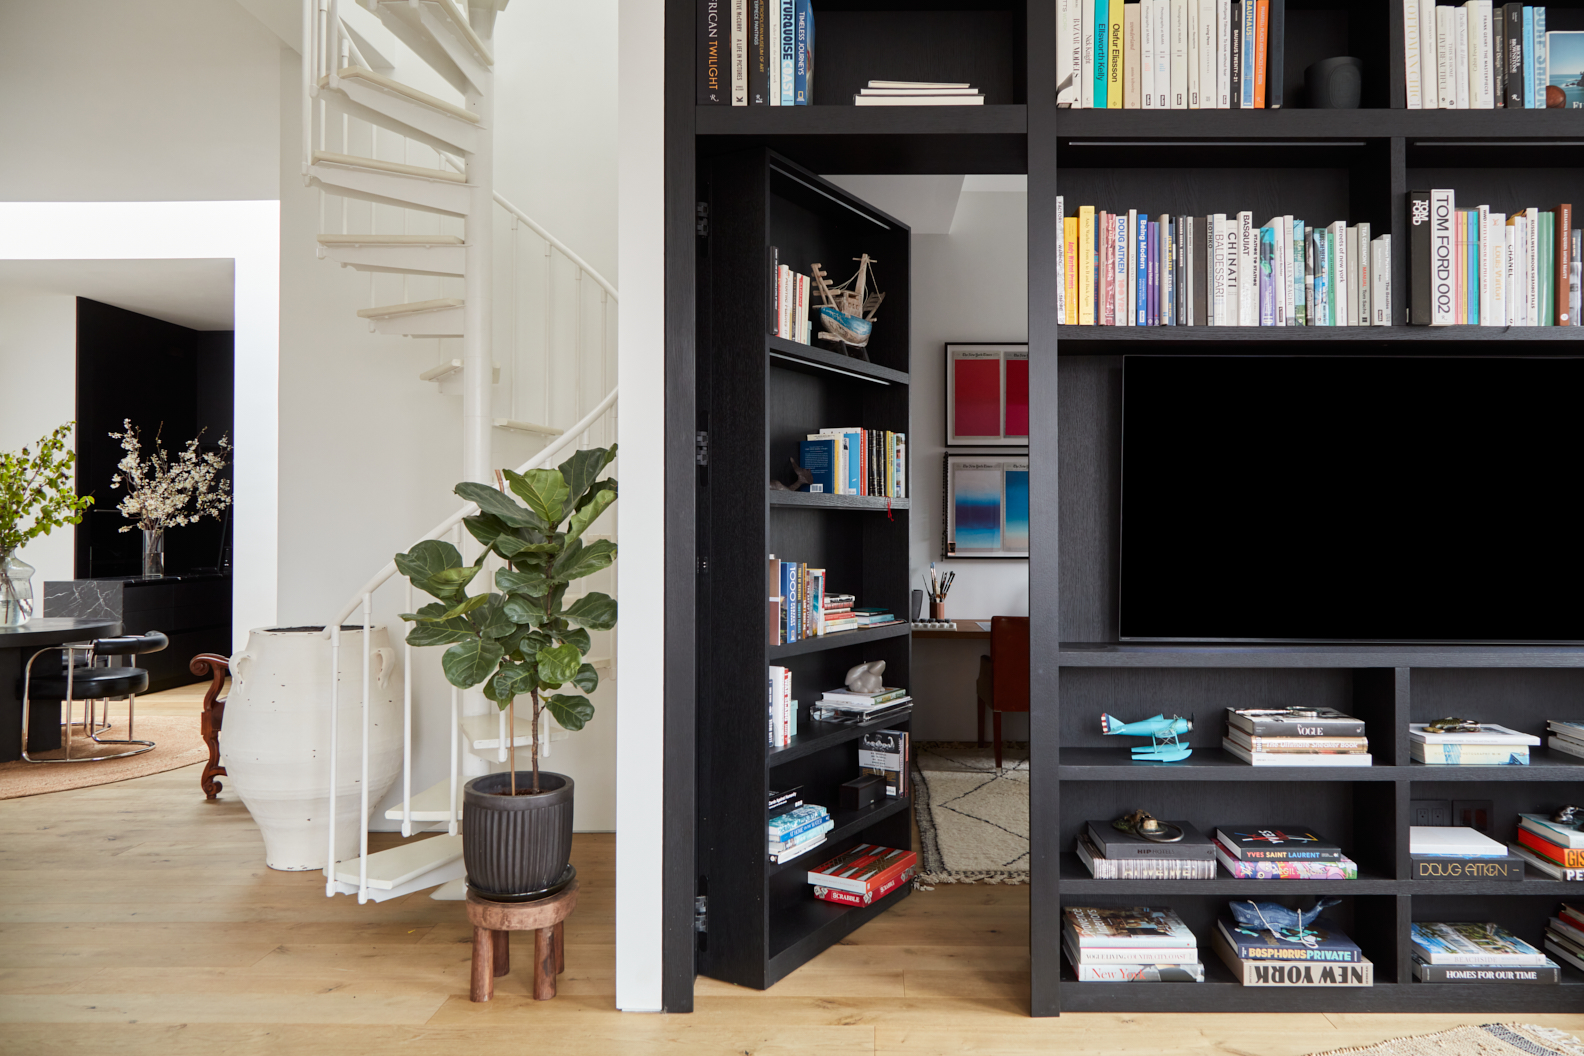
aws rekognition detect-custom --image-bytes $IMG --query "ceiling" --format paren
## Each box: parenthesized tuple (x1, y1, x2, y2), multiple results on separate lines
(0, 258, 235, 330)
(822, 174, 1028, 235)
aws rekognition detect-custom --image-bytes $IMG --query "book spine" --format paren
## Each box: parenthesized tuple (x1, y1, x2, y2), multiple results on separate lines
(1237, 959, 1373, 985)
(1435, 6, 1452, 106)
(1127, 209, 1139, 324)
(1557, 203, 1573, 323)
(1164, 216, 1177, 324)
(1535, 5, 1547, 107)
(1486, 212, 1506, 325)
(1199, 0, 1217, 109)
(1454, 5, 1470, 108)
(1079, 206, 1096, 323)
(1294, 219, 1306, 325)
(1126, 3, 1142, 107)
(1430, 189, 1456, 324)
(1346, 224, 1360, 325)
(767, 0, 780, 105)
(1519, 826, 1584, 866)
(1081, 0, 1096, 107)
(1504, 3, 1524, 107)
(1523, 4, 1535, 108)
(1405, 0, 1423, 106)
(1237, 211, 1255, 325)
(1573, 227, 1582, 325)
(1108, 2, 1124, 107)
(1064, 217, 1079, 324)
(1258, 226, 1275, 324)
(748, 0, 768, 104)
(1188, 0, 1201, 107)
(1157, 0, 1172, 107)
(1058, 0, 1081, 106)
(1417, 961, 1560, 983)
(1194, 216, 1209, 325)
(1115, 212, 1130, 324)
(1526, 207, 1540, 324)
(779, 0, 795, 105)
(731, 0, 747, 104)
(1099, 212, 1114, 325)
(1252, 0, 1269, 106)
(1240, 0, 1256, 106)
(1171, 0, 1188, 107)
(1412, 855, 1525, 880)
(1142, 0, 1157, 108)
(1493, 0, 1506, 105)
(1055, 196, 1066, 323)
(1138, 212, 1151, 324)
(1094, 0, 1110, 107)
(1421, 0, 1440, 107)
(793, 0, 808, 104)
(1477, 1, 1495, 107)
(1267, 0, 1284, 106)
(699, 0, 725, 103)
(1219, 0, 1232, 107)
(1374, 236, 1390, 325)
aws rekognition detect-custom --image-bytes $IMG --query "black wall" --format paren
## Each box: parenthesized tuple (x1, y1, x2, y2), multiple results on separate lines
(75, 298, 234, 578)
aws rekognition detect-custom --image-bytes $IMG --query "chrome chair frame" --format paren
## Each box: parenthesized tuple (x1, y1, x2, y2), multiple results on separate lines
(19, 641, 156, 763)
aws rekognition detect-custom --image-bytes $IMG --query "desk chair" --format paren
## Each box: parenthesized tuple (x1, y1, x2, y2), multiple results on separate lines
(975, 616, 1029, 771)
(18, 631, 169, 762)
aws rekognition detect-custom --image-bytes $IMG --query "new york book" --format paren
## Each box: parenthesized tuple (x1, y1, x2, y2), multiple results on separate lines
(1216, 826, 1343, 861)
(1215, 917, 1362, 963)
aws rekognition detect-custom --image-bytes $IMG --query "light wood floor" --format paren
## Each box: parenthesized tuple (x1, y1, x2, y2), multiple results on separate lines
(3, 687, 1582, 1054)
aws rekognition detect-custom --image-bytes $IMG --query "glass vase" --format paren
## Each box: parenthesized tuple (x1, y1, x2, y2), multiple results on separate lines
(142, 528, 165, 579)
(2, 549, 35, 626)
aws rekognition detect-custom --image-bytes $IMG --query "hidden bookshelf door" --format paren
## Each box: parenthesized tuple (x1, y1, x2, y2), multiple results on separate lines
(695, 148, 915, 990)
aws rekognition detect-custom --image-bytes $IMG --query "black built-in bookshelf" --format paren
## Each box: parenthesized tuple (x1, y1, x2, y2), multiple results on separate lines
(694, 148, 914, 989)
(671, 0, 1584, 1017)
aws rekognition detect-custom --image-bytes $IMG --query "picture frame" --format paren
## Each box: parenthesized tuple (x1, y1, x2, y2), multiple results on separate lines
(945, 343, 1029, 446)
(943, 453, 1029, 559)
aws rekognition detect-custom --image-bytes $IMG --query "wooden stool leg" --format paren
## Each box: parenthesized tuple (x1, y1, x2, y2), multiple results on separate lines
(554, 920, 565, 974)
(492, 929, 510, 977)
(534, 926, 557, 1000)
(471, 925, 495, 1002)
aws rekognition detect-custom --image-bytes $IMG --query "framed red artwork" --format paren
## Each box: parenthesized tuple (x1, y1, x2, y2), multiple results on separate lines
(946, 344, 1029, 446)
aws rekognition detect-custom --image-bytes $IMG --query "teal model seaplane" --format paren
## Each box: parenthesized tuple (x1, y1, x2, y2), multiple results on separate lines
(1099, 713, 1194, 763)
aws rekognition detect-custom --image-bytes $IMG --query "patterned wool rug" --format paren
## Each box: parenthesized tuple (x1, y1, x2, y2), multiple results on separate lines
(1305, 1024, 1584, 1056)
(911, 742, 1029, 884)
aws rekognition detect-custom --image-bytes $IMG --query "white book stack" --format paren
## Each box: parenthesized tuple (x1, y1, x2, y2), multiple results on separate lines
(853, 80, 984, 106)
(1548, 718, 1584, 759)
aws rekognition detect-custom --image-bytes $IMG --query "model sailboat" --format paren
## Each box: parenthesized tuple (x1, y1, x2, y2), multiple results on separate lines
(811, 253, 885, 359)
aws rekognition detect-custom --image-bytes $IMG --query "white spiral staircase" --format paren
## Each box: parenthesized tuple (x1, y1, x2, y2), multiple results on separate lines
(299, 0, 619, 902)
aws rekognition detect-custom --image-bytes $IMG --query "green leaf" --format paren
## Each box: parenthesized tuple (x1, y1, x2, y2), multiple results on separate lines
(554, 539, 617, 582)
(440, 638, 503, 689)
(559, 627, 592, 655)
(463, 513, 512, 551)
(485, 662, 537, 703)
(496, 567, 550, 597)
(456, 480, 545, 530)
(505, 468, 570, 526)
(406, 622, 476, 647)
(438, 592, 491, 620)
(571, 663, 600, 694)
(562, 592, 617, 631)
(565, 486, 616, 542)
(545, 693, 595, 732)
(535, 642, 582, 687)
(471, 593, 516, 639)
(557, 445, 617, 512)
(395, 539, 466, 599)
(428, 564, 483, 595)
(502, 593, 546, 626)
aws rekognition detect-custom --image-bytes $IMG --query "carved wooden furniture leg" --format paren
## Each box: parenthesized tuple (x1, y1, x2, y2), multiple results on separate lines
(534, 926, 556, 1000)
(190, 653, 230, 799)
(471, 925, 495, 1001)
(492, 929, 510, 977)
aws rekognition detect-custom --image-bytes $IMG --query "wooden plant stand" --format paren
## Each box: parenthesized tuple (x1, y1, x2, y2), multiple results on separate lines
(465, 882, 578, 1002)
(190, 654, 229, 799)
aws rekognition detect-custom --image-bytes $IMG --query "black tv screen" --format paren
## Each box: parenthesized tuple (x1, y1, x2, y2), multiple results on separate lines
(1120, 355, 1584, 643)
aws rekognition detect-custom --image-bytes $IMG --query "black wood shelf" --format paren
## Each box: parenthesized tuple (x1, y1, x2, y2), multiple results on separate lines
(768, 490, 910, 511)
(769, 621, 910, 659)
(768, 795, 913, 877)
(768, 334, 910, 385)
(1057, 643, 1584, 668)
(1056, 325, 1584, 352)
(1406, 749, 1584, 781)
(1057, 747, 1384, 781)
(1057, 853, 1400, 894)
(1055, 107, 1584, 140)
(766, 882, 912, 984)
(700, 103, 1027, 138)
(766, 707, 913, 769)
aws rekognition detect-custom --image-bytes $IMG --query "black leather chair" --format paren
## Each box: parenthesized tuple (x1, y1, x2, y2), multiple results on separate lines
(19, 631, 169, 763)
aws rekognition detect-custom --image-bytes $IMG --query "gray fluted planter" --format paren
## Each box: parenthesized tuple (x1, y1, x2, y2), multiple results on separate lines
(462, 771, 574, 897)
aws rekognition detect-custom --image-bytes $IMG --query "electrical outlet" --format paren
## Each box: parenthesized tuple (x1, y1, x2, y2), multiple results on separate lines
(1411, 799, 1451, 826)
(1453, 800, 1494, 833)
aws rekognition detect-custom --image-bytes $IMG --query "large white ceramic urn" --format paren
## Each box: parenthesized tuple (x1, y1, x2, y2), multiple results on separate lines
(223, 626, 403, 870)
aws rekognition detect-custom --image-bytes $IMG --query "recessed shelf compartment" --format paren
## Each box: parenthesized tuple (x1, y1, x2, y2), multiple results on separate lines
(767, 707, 913, 769)
(767, 795, 912, 876)
(766, 882, 911, 981)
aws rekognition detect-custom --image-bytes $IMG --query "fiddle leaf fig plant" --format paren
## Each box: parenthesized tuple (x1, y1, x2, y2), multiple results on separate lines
(396, 445, 617, 794)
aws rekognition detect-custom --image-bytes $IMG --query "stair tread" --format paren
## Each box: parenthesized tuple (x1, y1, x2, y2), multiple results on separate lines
(322, 65, 481, 123)
(380, 0, 495, 67)
(312, 150, 467, 183)
(333, 833, 463, 890)
(357, 297, 464, 319)
(318, 233, 466, 245)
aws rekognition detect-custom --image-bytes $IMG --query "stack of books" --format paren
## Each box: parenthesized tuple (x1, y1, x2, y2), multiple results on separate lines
(1412, 922, 1557, 984)
(819, 593, 857, 635)
(1057, 203, 1390, 328)
(1221, 707, 1373, 766)
(1511, 813, 1584, 880)
(1407, 191, 1578, 327)
(1077, 819, 1217, 880)
(1056, 0, 1289, 110)
(858, 728, 910, 799)
(1545, 905, 1584, 973)
(853, 80, 983, 106)
(813, 685, 912, 726)
(1547, 718, 1584, 759)
(1063, 906, 1204, 982)
(808, 843, 917, 906)
(800, 426, 908, 499)
(768, 803, 831, 863)
(1214, 826, 1359, 880)
(1213, 913, 1372, 986)
(1411, 825, 1524, 881)
(1402, 4, 1582, 111)
(1410, 722, 1539, 765)
(766, 665, 797, 747)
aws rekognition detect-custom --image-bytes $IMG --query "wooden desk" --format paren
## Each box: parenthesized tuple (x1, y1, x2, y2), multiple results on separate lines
(911, 619, 993, 640)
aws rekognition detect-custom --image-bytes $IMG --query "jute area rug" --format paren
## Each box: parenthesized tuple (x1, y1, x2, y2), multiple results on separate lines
(0, 716, 206, 799)
(1305, 1024, 1584, 1056)
(911, 741, 1029, 885)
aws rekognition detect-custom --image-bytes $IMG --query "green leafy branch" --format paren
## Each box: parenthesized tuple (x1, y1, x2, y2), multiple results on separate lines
(1, 422, 93, 557)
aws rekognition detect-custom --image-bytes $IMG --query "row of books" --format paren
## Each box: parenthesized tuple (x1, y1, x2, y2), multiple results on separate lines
(1513, 813, 1584, 881)
(771, 264, 812, 344)
(1403, 3, 1584, 110)
(799, 428, 907, 499)
(1079, 821, 1359, 881)
(1550, 718, 1584, 760)
(698, 0, 814, 106)
(768, 802, 829, 862)
(1413, 920, 1560, 984)
(1407, 191, 1578, 326)
(1546, 905, 1584, 976)
(1056, 201, 1392, 328)
(1056, 0, 1287, 110)
(1222, 706, 1372, 766)
(814, 687, 912, 728)
(766, 556, 901, 645)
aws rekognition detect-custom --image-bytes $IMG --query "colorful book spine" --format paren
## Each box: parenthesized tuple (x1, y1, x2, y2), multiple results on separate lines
(1094, 0, 1110, 108)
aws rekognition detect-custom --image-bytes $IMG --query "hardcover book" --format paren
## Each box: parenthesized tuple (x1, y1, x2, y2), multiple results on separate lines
(1222, 740, 1372, 766)
(1213, 930, 1373, 985)
(1085, 819, 1216, 860)
(1224, 707, 1366, 737)
(1215, 917, 1361, 962)
(1068, 959, 1206, 982)
(1215, 843, 1358, 880)
(1411, 743, 1530, 765)
(1215, 827, 1342, 861)
(1408, 723, 1539, 744)
(1413, 957, 1559, 983)
(1078, 833, 1219, 880)
(1517, 827, 1584, 868)
(1519, 812, 1584, 849)
(1411, 855, 1525, 881)
(807, 843, 915, 894)
(1409, 825, 1508, 857)
(1411, 922, 1549, 965)
(1063, 906, 1196, 948)
(1508, 844, 1584, 881)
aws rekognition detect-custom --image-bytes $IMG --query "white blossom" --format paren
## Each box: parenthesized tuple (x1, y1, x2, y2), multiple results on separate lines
(107, 420, 232, 532)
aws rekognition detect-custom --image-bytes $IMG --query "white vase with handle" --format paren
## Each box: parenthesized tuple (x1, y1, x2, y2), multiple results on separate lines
(223, 625, 403, 870)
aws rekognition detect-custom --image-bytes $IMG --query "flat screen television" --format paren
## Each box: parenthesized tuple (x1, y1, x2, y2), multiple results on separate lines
(1120, 355, 1584, 643)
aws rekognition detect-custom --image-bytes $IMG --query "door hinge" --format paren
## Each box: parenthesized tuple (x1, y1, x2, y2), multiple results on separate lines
(695, 430, 710, 465)
(694, 895, 708, 933)
(696, 554, 709, 575)
(696, 202, 709, 237)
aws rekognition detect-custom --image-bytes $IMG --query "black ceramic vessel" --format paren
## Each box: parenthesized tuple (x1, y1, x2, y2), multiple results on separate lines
(462, 771, 575, 897)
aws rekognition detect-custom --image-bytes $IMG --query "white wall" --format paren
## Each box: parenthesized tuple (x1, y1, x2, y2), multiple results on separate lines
(0, 294, 79, 586)
(908, 189, 1031, 742)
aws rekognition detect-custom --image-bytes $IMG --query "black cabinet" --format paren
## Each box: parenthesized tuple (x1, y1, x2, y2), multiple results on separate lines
(43, 575, 231, 691)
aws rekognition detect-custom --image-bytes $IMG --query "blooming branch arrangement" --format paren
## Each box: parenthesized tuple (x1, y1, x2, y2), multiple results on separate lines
(108, 420, 232, 532)
(1, 422, 93, 556)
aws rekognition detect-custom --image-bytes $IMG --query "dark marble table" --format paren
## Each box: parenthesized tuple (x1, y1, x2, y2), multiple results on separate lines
(45, 574, 230, 692)
(0, 618, 121, 761)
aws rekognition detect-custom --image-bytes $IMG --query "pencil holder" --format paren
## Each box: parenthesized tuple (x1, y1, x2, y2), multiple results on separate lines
(930, 600, 946, 620)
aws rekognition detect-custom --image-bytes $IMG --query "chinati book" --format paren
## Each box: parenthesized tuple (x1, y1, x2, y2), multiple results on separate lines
(1063, 906, 1195, 947)
(1215, 917, 1362, 962)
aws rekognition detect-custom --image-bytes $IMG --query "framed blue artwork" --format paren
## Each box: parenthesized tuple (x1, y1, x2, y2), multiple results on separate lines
(944, 453, 1029, 559)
